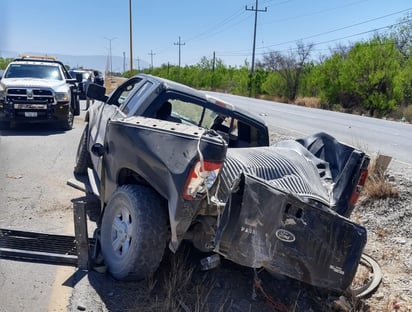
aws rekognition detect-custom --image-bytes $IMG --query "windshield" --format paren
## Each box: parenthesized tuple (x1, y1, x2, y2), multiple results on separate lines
(4, 64, 63, 80)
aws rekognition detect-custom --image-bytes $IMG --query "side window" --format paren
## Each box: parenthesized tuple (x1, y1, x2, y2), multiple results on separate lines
(168, 99, 202, 125)
(120, 81, 153, 116)
(107, 77, 142, 107)
(210, 115, 261, 148)
(166, 99, 217, 127)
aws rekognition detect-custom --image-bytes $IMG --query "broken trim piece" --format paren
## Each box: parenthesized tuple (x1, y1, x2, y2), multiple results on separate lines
(351, 254, 382, 298)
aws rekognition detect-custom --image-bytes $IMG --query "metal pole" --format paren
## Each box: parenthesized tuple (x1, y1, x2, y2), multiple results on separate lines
(104, 37, 117, 78)
(129, 0, 133, 76)
(148, 50, 155, 72)
(174, 36, 185, 69)
(245, 0, 267, 96)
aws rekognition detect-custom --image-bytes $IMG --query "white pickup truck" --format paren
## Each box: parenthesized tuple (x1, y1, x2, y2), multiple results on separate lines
(0, 55, 80, 130)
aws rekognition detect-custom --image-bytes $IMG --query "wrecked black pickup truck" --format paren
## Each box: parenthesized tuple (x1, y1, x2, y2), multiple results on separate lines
(74, 74, 369, 293)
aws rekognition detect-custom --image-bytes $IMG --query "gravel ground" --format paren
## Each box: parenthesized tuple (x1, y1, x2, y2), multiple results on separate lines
(353, 166, 412, 312)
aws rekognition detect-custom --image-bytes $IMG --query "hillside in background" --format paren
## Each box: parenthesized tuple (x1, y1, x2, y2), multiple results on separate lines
(0, 50, 150, 73)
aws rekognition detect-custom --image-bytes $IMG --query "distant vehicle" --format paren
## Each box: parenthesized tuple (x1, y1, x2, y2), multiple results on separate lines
(69, 69, 95, 100)
(73, 73, 370, 294)
(93, 70, 104, 86)
(0, 55, 80, 130)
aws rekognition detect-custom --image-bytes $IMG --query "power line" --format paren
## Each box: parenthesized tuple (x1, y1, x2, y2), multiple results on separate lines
(216, 8, 411, 57)
(258, 7, 412, 50)
(185, 8, 246, 43)
(259, 18, 412, 56)
(261, 0, 371, 27)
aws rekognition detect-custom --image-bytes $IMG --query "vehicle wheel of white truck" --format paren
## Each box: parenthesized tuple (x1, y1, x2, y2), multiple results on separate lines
(61, 107, 74, 130)
(100, 184, 168, 280)
(73, 124, 91, 175)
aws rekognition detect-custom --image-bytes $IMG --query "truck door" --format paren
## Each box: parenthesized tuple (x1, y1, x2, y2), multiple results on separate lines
(89, 77, 145, 175)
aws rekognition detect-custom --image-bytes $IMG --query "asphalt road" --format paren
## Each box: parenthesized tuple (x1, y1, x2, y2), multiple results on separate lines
(208, 92, 412, 166)
(0, 106, 86, 312)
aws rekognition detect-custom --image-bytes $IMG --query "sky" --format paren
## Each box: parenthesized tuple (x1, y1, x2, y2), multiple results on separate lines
(1, 0, 411, 73)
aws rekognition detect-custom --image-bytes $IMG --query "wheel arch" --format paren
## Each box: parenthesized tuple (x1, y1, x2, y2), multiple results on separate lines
(116, 167, 169, 214)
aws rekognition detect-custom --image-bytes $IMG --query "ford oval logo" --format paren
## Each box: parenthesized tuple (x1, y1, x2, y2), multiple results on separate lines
(275, 229, 295, 243)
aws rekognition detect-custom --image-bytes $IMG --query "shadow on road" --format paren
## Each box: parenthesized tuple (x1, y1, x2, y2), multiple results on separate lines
(0, 123, 69, 136)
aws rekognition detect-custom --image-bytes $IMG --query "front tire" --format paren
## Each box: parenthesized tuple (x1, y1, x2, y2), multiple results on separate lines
(100, 185, 168, 280)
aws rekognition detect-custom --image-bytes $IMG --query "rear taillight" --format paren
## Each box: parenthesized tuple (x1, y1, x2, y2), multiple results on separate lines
(183, 160, 223, 200)
(349, 168, 368, 206)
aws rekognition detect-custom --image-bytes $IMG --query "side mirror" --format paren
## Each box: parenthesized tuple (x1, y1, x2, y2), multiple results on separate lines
(91, 143, 105, 157)
(75, 73, 83, 83)
(86, 83, 108, 102)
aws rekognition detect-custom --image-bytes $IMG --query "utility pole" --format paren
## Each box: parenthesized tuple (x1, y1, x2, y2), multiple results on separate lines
(129, 0, 133, 76)
(123, 51, 126, 73)
(211, 51, 216, 90)
(104, 37, 117, 77)
(148, 50, 156, 72)
(174, 36, 185, 69)
(246, 0, 267, 96)
(245, 0, 267, 75)
(136, 57, 140, 72)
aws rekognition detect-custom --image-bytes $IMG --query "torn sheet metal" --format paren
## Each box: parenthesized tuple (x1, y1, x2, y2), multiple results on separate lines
(214, 173, 367, 293)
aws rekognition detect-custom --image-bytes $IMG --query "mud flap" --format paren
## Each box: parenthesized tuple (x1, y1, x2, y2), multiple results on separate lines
(214, 173, 367, 293)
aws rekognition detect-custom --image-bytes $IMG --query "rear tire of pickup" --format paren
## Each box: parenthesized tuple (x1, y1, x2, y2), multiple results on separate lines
(74, 124, 91, 175)
(100, 185, 168, 281)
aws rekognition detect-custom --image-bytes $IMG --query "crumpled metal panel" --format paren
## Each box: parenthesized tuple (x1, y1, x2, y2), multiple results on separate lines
(214, 173, 367, 293)
(219, 144, 331, 206)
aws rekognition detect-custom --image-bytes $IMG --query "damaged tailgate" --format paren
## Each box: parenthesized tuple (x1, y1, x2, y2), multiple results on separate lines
(215, 173, 367, 293)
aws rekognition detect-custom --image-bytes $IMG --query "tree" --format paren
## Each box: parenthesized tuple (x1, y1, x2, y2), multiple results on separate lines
(257, 42, 314, 101)
(389, 12, 412, 59)
(342, 36, 403, 116)
(394, 56, 412, 105)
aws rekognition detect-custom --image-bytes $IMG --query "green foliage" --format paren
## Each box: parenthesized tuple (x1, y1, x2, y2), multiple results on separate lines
(305, 36, 404, 116)
(262, 71, 287, 98)
(394, 56, 412, 105)
(344, 37, 402, 116)
(0, 57, 13, 70)
(310, 54, 346, 107)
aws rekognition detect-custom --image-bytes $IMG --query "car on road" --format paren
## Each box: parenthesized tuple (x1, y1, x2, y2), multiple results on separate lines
(69, 69, 95, 100)
(0, 55, 80, 130)
(74, 74, 369, 293)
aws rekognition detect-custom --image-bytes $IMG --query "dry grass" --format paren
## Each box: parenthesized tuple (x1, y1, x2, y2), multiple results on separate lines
(363, 155, 399, 199)
(403, 105, 412, 123)
(294, 97, 321, 108)
(104, 75, 125, 94)
(133, 247, 230, 312)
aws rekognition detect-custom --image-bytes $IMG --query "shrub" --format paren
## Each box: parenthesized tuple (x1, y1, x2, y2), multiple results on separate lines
(403, 105, 412, 123)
